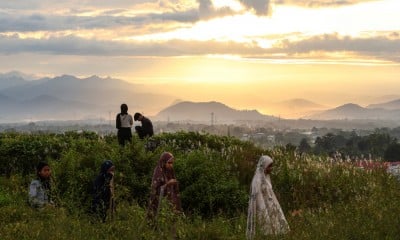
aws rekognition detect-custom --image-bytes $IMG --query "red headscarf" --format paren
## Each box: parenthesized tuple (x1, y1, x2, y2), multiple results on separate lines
(148, 152, 182, 219)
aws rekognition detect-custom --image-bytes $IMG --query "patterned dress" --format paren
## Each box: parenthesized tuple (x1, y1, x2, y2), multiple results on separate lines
(246, 155, 289, 239)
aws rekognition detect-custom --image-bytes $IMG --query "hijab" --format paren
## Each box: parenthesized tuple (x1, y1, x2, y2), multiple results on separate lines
(148, 152, 182, 219)
(246, 155, 289, 239)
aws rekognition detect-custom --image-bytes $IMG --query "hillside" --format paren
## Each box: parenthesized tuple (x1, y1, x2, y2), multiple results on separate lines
(154, 101, 277, 123)
(0, 74, 175, 122)
(267, 98, 328, 119)
(306, 103, 400, 120)
(367, 99, 400, 110)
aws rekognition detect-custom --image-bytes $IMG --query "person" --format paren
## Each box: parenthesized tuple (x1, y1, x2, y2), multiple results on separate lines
(116, 103, 133, 146)
(28, 162, 54, 208)
(147, 152, 182, 222)
(134, 112, 154, 139)
(91, 160, 115, 222)
(246, 155, 289, 239)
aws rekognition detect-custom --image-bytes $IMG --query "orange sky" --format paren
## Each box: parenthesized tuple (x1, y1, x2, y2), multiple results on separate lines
(0, 0, 399, 118)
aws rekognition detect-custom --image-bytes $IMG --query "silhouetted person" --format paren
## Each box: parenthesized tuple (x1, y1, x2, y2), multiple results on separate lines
(116, 104, 133, 146)
(134, 112, 154, 139)
(91, 160, 115, 222)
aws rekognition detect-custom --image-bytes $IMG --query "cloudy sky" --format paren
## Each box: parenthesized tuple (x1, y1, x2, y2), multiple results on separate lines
(1, 0, 399, 116)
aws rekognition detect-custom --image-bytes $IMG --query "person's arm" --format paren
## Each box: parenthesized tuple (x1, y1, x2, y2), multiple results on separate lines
(116, 114, 121, 129)
(142, 118, 154, 135)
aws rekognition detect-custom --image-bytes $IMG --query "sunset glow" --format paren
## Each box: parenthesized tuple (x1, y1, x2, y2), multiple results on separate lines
(0, 0, 399, 118)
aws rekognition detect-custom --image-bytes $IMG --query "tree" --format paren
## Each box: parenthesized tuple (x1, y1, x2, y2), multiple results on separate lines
(298, 138, 312, 154)
(384, 142, 400, 162)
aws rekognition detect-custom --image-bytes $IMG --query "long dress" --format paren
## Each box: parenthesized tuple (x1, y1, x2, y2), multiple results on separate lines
(246, 155, 289, 239)
(147, 152, 182, 220)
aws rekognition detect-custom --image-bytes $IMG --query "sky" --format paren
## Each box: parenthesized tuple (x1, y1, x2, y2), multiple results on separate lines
(0, 0, 399, 117)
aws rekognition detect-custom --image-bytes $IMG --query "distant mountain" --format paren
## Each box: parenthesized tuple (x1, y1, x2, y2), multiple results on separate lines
(277, 98, 326, 109)
(306, 103, 400, 120)
(154, 101, 277, 123)
(266, 98, 328, 119)
(0, 72, 28, 90)
(1, 71, 39, 80)
(367, 99, 400, 110)
(0, 73, 176, 122)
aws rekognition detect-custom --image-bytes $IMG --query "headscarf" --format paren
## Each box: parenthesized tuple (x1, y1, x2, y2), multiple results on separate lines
(246, 155, 289, 239)
(100, 160, 114, 174)
(36, 162, 51, 191)
(92, 160, 115, 221)
(148, 152, 182, 219)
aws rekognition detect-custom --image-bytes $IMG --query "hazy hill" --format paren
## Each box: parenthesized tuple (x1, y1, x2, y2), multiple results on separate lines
(267, 98, 328, 119)
(0, 72, 28, 90)
(367, 99, 400, 110)
(0, 74, 175, 122)
(154, 101, 278, 123)
(306, 103, 400, 120)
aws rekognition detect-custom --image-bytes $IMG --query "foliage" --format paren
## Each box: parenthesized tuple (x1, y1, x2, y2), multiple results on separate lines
(1, 131, 400, 239)
(312, 131, 397, 160)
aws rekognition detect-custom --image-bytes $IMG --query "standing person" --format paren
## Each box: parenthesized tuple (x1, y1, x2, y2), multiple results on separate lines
(116, 103, 133, 146)
(246, 155, 289, 239)
(91, 160, 115, 222)
(147, 152, 182, 222)
(29, 162, 54, 208)
(134, 112, 154, 139)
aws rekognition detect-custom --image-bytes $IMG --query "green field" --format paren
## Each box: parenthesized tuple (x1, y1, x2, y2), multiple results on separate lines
(1, 131, 399, 239)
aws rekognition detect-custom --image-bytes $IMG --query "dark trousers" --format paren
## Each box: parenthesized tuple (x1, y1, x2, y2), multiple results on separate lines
(117, 128, 132, 146)
(135, 126, 150, 139)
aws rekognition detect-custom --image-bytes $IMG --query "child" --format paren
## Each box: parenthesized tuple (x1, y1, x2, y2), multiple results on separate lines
(91, 160, 115, 222)
(29, 162, 54, 208)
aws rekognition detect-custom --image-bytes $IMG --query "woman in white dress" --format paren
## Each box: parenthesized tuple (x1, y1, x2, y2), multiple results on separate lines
(246, 155, 289, 239)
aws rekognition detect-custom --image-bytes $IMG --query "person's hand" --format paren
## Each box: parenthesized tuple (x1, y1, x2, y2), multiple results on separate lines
(167, 179, 177, 186)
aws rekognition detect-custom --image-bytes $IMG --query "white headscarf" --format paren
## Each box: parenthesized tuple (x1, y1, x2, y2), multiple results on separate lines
(246, 155, 289, 239)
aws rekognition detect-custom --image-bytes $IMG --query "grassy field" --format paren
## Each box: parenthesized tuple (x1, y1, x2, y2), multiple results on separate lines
(1, 131, 399, 239)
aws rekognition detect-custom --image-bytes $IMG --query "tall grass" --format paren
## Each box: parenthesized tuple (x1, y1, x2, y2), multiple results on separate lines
(1, 131, 400, 239)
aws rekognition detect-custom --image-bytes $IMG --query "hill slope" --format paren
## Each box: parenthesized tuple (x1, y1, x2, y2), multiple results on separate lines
(155, 101, 277, 123)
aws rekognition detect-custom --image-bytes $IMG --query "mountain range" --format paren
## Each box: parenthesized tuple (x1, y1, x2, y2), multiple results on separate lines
(154, 101, 277, 123)
(0, 72, 175, 122)
(1, 71, 400, 123)
(305, 103, 400, 120)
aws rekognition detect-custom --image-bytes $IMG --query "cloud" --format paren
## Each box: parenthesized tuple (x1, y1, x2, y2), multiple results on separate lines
(238, 0, 271, 15)
(272, 33, 400, 62)
(273, 0, 378, 8)
(1, 32, 399, 63)
(0, 1, 150, 10)
(0, 12, 200, 33)
(0, 1, 239, 33)
(0, 34, 264, 56)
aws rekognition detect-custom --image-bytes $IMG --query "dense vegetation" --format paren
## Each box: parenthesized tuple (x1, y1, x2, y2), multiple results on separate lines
(298, 130, 400, 162)
(1, 131, 400, 239)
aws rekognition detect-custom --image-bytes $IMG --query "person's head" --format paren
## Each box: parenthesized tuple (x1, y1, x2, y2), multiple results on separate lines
(256, 155, 273, 175)
(120, 104, 128, 114)
(159, 152, 174, 170)
(100, 160, 115, 174)
(134, 112, 142, 121)
(36, 162, 51, 180)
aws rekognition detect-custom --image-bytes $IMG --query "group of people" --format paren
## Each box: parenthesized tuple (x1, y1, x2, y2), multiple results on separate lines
(116, 103, 154, 146)
(28, 106, 289, 238)
(28, 152, 182, 226)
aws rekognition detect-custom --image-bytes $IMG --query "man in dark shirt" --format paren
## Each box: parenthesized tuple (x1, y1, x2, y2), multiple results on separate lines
(134, 112, 154, 139)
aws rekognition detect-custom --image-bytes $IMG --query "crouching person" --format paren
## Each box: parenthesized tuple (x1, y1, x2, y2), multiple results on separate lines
(29, 162, 55, 208)
(91, 160, 115, 222)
